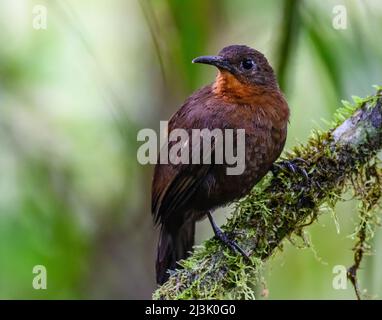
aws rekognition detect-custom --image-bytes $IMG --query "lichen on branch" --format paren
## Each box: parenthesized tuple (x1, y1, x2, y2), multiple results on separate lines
(153, 87, 382, 300)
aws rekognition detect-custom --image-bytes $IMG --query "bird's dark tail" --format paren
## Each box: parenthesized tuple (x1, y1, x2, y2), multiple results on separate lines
(156, 221, 195, 285)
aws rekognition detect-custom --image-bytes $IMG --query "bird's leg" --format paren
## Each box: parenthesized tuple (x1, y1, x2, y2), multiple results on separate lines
(207, 211, 250, 262)
(271, 157, 309, 181)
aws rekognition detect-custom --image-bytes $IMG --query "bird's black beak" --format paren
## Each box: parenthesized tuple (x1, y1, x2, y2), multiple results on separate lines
(192, 55, 235, 73)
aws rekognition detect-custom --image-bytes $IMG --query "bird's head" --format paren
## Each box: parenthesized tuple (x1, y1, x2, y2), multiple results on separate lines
(193, 45, 279, 102)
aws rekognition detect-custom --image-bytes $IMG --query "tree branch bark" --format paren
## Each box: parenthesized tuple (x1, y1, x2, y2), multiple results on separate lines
(153, 89, 382, 300)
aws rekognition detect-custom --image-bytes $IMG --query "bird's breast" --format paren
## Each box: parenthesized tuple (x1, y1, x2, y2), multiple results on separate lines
(194, 111, 288, 210)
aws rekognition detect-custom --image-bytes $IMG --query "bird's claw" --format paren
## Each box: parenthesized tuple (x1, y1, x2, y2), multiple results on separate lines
(272, 158, 309, 181)
(213, 229, 250, 262)
(207, 211, 250, 262)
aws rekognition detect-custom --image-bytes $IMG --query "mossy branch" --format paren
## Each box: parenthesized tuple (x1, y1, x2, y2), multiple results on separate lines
(154, 88, 382, 300)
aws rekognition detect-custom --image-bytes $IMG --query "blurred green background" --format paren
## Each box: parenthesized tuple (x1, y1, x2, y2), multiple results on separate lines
(0, 0, 381, 299)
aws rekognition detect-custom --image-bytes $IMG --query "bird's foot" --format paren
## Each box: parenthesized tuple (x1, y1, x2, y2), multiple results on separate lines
(207, 211, 250, 262)
(214, 228, 250, 262)
(271, 157, 309, 181)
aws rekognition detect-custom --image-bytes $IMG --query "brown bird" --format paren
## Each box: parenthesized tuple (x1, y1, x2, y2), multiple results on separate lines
(152, 45, 289, 285)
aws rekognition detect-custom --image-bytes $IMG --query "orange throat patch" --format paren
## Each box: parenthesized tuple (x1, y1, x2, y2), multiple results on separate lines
(213, 71, 262, 104)
(212, 70, 290, 124)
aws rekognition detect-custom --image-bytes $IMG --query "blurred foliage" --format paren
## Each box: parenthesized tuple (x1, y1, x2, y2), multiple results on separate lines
(0, 0, 381, 299)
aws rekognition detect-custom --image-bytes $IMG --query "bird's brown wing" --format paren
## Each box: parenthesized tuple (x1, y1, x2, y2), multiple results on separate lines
(151, 86, 215, 227)
(151, 127, 215, 226)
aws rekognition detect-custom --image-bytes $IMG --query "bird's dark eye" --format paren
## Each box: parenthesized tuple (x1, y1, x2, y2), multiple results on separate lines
(242, 59, 255, 70)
